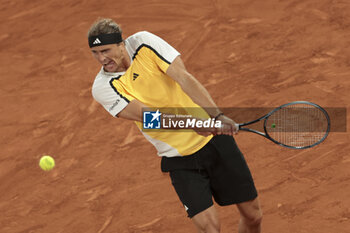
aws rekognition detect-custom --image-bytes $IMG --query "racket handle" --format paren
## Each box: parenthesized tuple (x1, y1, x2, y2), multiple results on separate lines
(235, 123, 240, 131)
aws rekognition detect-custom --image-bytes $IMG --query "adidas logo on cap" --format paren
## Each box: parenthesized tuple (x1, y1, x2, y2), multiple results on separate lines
(93, 38, 101, 44)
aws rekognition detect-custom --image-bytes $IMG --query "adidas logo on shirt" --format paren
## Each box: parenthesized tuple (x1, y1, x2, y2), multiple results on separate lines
(93, 38, 101, 44)
(133, 73, 139, 81)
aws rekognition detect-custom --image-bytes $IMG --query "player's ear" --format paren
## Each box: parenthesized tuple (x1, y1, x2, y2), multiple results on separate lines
(117, 41, 125, 46)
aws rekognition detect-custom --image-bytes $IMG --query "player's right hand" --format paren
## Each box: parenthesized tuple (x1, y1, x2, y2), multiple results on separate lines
(215, 115, 239, 136)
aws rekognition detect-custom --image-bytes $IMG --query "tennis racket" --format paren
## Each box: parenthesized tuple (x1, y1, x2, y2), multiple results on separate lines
(236, 101, 330, 149)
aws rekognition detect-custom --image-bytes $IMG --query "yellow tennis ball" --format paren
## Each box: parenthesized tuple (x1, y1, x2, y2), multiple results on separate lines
(39, 155, 55, 171)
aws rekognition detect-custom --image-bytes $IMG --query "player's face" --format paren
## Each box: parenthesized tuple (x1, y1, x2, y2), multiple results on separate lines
(91, 43, 127, 72)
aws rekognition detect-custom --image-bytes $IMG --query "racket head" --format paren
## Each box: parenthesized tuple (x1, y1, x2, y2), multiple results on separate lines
(263, 101, 330, 149)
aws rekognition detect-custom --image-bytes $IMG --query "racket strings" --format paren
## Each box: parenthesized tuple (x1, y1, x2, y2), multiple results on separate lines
(266, 104, 329, 148)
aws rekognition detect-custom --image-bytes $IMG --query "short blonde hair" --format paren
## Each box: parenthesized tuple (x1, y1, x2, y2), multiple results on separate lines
(87, 18, 122, 38)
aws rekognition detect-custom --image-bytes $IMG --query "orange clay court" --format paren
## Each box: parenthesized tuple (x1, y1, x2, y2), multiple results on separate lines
(0, 0, 349, 232)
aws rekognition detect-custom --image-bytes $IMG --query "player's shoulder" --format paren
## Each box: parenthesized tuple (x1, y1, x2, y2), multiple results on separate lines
(91, 68, 123, 101)
(125, 31, 164, 50)
(127, 31, 157, 43)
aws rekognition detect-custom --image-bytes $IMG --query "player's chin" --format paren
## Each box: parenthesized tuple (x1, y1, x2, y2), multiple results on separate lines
(104, 61, 117, 72)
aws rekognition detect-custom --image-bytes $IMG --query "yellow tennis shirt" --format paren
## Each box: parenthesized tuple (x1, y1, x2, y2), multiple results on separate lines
(92, 31, 212, 157)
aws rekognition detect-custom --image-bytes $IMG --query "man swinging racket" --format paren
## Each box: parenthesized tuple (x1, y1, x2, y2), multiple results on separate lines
(88, 18, 262, 233)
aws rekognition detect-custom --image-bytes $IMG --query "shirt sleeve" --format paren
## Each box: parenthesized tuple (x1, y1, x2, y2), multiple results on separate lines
(92, 76, 134, 117)
(135, 31, 180, 73)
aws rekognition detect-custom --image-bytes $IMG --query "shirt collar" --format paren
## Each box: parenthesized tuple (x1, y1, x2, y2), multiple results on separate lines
(100, 67, 125, 77)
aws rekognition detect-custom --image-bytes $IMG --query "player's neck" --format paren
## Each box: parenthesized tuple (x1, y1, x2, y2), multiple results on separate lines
(122, 55, 131, 70)
(117, 49, 131, 72)
(115, 57, 130, 72)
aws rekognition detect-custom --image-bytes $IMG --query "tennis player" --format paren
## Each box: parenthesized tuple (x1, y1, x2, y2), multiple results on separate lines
(88, 18, 262, 233)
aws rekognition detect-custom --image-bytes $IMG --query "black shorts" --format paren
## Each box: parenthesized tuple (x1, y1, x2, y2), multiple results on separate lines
(161, 135, 258, 218)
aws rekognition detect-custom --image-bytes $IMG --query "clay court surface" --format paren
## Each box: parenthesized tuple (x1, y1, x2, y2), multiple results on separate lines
(1, 0, 350, 232)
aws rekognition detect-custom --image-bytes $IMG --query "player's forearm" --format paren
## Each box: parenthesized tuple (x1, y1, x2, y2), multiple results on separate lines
(166, 56, 222, 118)
(178, 73, 222, 118)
